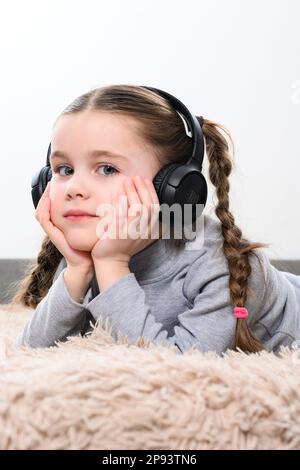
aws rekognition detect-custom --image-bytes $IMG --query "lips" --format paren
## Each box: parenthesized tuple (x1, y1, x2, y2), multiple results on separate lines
(64, 210, 95, 217)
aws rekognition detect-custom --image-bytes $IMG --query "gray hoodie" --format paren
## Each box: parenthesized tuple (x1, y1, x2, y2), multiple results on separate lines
(16, 214, 300, 355)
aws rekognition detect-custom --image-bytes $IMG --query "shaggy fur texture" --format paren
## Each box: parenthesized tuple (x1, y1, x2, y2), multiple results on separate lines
(1, 304, 300, 450)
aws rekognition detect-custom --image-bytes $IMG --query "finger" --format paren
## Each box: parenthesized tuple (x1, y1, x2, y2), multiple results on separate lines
(35, 193, 49, 221)
(142, 177, 160, 229)
(123, 176, 142, 207)
(35, 182, 51, 217)
(109, 191, 121, 237)
(40, 195, 51, 227)
(111, 191, 122, 219)
(41, 195, 57, 235)
(136, 176, 161, 231)
(40, 182, 51, 203)
(132, 175, 153, 209)
(118, 191, 128, 219)
(45, 181, 51, 192)
(40, 197, 66, 246)
(116, 191, 130, 239)
(96, 216, 109, 240)
(35, 194, 75, 258)
(143, 177, 160, 206)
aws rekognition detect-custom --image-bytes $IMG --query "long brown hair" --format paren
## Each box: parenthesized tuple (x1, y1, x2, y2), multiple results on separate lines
(11, 83, 269, 353)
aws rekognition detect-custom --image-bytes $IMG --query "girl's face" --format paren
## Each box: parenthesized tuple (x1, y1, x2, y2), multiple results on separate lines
(49, 111, 162, 252)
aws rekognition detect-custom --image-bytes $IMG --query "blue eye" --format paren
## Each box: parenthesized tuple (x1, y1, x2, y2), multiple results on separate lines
(52, 164, 119, 177)
(52, 165, 72, 176)
(98, 164, 119, 177)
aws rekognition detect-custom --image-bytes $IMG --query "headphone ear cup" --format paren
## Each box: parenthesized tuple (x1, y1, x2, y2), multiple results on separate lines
(31, 166, 52, 209)
(152, 162, 208, 229)
(189, 172, 208, 225)
(152, 163, 181, 225)
(44, 166, 52, 186)
(152, 163, 180, 201)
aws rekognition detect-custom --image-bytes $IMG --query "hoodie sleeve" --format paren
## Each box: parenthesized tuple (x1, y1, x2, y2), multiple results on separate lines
(15, 260, 91, 349)
(85, 250, 300, 355)
(85, 270, 236, 355)
(248, 254, 300, 352)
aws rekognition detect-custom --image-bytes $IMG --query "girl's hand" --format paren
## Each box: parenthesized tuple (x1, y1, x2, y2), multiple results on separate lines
(91, 175, 161, 264)
(35, 181, 94, 272)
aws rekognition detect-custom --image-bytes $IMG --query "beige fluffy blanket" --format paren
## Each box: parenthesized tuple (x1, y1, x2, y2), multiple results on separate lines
(0, 304, 300, 450)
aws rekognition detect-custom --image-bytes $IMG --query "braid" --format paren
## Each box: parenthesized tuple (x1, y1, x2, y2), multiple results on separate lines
(200, 116, 269, 353)
(10, 235, 63, 309)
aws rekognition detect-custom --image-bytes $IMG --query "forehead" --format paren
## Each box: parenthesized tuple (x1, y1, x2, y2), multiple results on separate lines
(51, 111, 143, 150)
(49, 111, 160, 172)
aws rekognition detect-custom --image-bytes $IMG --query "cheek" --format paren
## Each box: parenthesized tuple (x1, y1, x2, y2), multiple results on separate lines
(48, 197, 61, 221)
(49, 183, 62, 208)
(49, 184, 56, 199)
(94, 194, 114, 211)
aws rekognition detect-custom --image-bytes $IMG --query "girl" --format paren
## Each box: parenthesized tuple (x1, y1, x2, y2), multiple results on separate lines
(12, 84, 300, 355)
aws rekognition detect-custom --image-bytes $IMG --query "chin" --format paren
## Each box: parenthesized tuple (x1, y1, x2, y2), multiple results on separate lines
(64, 231, 97, 252)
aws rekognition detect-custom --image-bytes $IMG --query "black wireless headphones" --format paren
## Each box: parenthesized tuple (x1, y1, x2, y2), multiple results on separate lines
(31, 86, 208, 226)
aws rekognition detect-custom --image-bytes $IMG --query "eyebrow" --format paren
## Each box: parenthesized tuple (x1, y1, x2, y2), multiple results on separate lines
(50, 150, 128, 162)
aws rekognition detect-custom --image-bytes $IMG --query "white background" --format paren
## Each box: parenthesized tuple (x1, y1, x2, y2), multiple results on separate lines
(0, 0, 299, 260)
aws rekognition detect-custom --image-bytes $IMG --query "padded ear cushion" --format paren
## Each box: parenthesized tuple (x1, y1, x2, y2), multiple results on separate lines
(40, 166, 52, 195)
(152, 163, 180, 200)
(31, 166, 52, 209)
(152, 163, 181, 226)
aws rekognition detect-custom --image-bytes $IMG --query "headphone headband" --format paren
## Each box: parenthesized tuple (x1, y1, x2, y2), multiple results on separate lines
(45, 86, 205, 171)
(141, 86, 205, 171)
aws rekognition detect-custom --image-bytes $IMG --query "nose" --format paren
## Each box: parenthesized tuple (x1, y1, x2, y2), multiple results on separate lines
(65, 175, 90, 199)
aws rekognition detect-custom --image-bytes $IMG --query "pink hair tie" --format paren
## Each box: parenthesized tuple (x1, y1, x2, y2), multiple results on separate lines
(234, 306, 248, 319)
